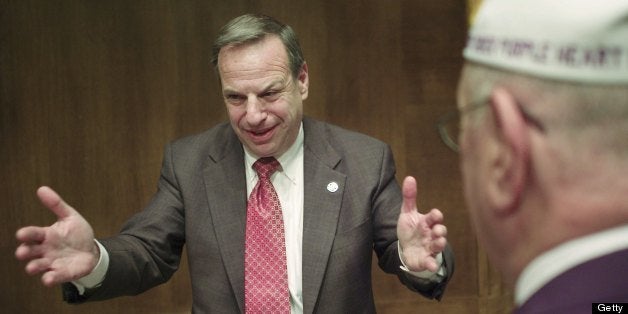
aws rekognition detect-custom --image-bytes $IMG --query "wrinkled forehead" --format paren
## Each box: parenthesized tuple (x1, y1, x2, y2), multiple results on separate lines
(217, 36, 291, 81)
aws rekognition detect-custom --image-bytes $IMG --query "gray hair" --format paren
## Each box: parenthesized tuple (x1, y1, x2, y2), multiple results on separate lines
(460, 62, 628, 157)
(211, 14, 305, 79)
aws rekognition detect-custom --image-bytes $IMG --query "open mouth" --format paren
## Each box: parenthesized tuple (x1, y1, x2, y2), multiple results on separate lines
(247, 125, 276, 142)
(252, 128, 272, 136)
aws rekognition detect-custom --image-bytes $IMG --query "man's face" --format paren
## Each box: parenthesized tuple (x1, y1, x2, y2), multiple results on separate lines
(217, 35, 308, 158)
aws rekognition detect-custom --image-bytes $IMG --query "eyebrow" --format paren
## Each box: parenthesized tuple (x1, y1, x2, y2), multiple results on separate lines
(222, 79, 286, 96)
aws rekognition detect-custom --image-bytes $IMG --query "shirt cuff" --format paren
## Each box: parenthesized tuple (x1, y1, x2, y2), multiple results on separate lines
(71, 240, 109, 295)
(398, 242, 447, 281)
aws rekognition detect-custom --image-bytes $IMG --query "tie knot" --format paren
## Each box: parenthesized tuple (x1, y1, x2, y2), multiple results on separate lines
(253, 157, 280, 179)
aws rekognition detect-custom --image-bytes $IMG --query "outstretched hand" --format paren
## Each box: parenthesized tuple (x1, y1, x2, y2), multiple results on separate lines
(15, 187, 99, 286)
(397, 176, 448, 273)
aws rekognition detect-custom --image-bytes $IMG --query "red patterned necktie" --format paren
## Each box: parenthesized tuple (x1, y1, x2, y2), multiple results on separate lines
(245, 157, 290, 314)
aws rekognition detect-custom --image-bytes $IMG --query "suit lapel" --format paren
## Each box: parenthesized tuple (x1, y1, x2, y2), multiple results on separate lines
(301, 118, 346, 314)
(202, 125, 248, 312)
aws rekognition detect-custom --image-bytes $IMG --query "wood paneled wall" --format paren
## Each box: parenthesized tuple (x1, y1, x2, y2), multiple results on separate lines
(1, 1, 512, 313)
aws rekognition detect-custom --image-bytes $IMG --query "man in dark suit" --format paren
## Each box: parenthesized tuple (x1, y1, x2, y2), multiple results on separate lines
(441, 0, 628, 313)
(16, 14, 454, 313)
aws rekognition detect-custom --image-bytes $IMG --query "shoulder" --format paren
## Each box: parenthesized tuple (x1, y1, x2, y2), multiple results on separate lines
(169, 122, 233, 149)
(303, 117, 390, 162)
(303, 117, 387, 149)
(302, 117, 394, 172)
(162, 121, 241, 165)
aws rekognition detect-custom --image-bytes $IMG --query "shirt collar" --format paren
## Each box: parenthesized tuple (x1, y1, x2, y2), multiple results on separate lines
(244, 122, 303, 184)
(515, 224, 628, 305)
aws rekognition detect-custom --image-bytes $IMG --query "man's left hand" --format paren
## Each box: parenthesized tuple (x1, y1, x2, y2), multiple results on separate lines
(396, 176, 448, 272)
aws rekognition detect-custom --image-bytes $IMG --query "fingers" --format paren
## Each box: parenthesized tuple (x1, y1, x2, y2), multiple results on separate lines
(15, 187, 91, 287)
(15, 241, 46, 261)
(401, 176, 417, 214)
(430, 231, 448, 254)
(424, 211, 448, 255)
(23, 258, 66, 287)
(15, 226, 47, 244)
(37, 186, 74, 219)
(422, 257, 439, 273)
(24, 256, 52, 275)
(41, 271, 63, 287)
(432, 224, 447, 239)
(22, 256, 62, 286)
(422, 236, 447, 272)
(424, 208, 444, 227)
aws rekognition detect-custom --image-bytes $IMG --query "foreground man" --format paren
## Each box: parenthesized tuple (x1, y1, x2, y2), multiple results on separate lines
(16, 14, 454, 313)
(442, 0, 628, 313)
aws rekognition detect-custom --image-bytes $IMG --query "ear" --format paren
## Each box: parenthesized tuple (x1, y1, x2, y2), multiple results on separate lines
(487, 87, 530, 215)
(297, 62, 309, 100)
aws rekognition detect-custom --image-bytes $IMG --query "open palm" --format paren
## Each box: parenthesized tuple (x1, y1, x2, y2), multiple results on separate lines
(15, 187, 99, 286)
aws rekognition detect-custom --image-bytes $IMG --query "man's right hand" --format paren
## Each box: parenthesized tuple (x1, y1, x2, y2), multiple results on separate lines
(15, 186, 99, 286)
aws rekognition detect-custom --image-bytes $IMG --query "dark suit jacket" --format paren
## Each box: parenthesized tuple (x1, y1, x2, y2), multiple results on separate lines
(515, 248, 628, 314)
(68, 117, 454, 313)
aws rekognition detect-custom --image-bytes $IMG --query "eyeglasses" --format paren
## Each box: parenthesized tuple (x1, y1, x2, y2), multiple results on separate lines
(437, 102, 487, 153)
(437, 101, 545, 153)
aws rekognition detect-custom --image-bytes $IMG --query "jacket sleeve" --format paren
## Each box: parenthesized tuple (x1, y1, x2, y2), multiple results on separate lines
(64, 142, 186, 302)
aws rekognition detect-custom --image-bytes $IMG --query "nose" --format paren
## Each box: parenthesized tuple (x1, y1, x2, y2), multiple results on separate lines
(245, 96, 267, 125)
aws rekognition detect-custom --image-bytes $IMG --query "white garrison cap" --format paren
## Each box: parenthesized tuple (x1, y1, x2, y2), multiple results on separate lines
(464, 0, 628, 84)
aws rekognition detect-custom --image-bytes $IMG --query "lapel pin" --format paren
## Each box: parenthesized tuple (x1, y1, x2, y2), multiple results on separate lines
(326, 181, 339, 193)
